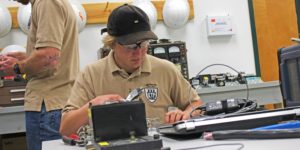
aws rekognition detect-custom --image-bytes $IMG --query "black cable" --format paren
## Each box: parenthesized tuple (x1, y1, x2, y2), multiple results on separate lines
(233, 101, 257, 114)
(189, 105, 205, 117)
(189, 63, 250, 118)
(175, 143, 244, 150)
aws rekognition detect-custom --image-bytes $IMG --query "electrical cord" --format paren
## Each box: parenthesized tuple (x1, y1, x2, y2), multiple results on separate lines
(190, 98, 257, 119)
(189, 63, 250, 118)
(187, 102, 257, 124)
(176, 143, 244, 150)
(233, 101, 257, 114)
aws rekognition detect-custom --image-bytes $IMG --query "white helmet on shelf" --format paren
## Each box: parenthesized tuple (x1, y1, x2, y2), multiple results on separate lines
(0, 4, 12, 38)
(163, 0, 190, 29)
(17, 3, 31, 35)
(132, 0, 157, 29)
(69, 0, 87, 33)
(1, 44, 26, 55)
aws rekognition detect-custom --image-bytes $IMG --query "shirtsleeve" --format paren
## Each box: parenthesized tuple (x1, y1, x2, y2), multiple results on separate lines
(169, 64, 200, 110)
(63, 66, 96, 112)
(35, 0, 65, 50)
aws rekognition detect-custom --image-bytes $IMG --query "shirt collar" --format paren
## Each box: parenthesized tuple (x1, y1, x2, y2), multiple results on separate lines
(30, 0, 36, 5)
(107, 51, 152, 75)
(107, 51, 120, 73)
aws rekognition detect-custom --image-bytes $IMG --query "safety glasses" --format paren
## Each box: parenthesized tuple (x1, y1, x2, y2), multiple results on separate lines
(119, 40, 149, 51)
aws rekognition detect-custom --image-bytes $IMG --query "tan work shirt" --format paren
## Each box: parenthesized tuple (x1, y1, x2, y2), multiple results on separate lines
(25, 0, 79, 111)
(64, 52, 200, 123)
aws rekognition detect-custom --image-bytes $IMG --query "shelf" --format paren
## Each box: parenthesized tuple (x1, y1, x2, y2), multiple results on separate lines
(7, 0, 194, 28)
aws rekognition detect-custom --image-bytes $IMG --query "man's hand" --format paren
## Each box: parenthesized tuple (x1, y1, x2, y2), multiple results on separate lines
(165, 100, 203, 124)
(165, 109, 190, 124)
(90, 94, 125, 106)
(0, 55, 18, 76)
(7, 52, 27, 61)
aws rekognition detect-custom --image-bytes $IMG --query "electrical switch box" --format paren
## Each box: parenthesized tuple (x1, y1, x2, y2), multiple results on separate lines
(206, 14, 234, 36)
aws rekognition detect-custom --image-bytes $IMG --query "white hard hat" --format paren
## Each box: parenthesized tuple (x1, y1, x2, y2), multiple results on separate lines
(1, 44, 26, 55)
(69, 0, 87, 33)
(0, 4, 12, 38)
(17, 3, 31, 35)
(163, 0, 190, 29)
(132, 0, 157, 29)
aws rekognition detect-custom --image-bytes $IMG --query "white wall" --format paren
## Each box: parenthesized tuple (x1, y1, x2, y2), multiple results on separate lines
(0, 0, 256, 78)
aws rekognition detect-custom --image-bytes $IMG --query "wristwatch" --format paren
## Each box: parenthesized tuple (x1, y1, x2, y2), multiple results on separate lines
(13, 63, 21, 74)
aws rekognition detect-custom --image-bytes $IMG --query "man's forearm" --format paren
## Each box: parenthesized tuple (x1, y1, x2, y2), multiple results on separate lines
(18, 47, 60, 76)
(60, 104, 90, 136)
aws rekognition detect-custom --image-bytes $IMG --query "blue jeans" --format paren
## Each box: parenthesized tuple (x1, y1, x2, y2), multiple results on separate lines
(25, 102, 62, 150)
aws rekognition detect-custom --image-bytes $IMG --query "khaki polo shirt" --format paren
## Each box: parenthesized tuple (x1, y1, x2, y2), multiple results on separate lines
(64, 52, 200, 123)
(25, 0, 79, 111)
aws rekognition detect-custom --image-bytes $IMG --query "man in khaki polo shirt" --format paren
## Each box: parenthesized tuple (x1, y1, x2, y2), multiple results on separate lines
(60, 4, 202, 136)
(0, 0, 79, 150)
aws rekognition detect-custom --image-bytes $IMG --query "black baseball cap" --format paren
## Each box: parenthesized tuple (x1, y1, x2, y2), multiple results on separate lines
(101, 4, 158, 45)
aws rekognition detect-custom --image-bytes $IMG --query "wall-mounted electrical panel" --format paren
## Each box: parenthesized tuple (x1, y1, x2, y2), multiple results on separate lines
(206, 14, 234, 36)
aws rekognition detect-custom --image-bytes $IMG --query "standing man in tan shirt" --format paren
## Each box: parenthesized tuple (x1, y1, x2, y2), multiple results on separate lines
(0, 0, 79, 150)
(60, 4, 202, 136)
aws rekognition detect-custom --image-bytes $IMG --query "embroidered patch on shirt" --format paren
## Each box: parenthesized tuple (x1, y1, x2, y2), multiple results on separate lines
(144, 86, 158, 103)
